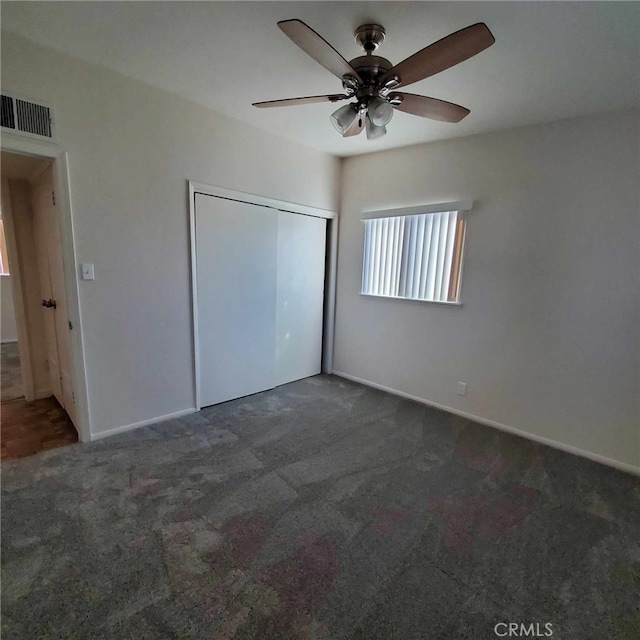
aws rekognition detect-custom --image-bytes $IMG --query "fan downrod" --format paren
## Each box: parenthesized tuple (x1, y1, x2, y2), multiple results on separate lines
(354, 24, 386, 53)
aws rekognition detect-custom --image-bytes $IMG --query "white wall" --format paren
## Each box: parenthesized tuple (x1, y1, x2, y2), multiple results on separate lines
(1, 32, 340, 437)
(1, 276, 18, 343)
(334, 111, 639, 469)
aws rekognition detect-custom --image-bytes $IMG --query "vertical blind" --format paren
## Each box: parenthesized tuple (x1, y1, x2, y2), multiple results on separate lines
(361, 211, 466, 303)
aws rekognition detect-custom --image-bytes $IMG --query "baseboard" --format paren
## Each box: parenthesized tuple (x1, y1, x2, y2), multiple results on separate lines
(89, 408, 198, 441)
(332, 370, 640, 477)
(34, 389, 52, 400)
(1, 339, 18, 344)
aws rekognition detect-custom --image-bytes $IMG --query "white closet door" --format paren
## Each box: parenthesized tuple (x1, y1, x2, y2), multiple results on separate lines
(276, 212, 327, 386)
(195, 194, 277, 407)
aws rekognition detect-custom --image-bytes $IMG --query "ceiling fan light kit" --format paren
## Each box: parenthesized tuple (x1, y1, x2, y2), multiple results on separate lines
(253, 18, 495, 141)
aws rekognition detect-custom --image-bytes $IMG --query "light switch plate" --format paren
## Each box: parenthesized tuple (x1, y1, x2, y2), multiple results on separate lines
(81, 263, 95, 280)
(457, 382, 467, 396)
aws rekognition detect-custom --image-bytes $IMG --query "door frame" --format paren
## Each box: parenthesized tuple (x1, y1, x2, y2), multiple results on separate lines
(188, 181, 338, 411)
(1, 133, 91, 442)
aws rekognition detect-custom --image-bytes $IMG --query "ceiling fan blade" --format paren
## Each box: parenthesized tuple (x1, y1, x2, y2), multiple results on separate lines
(253, 94, 348, 108)
(278, 19, 363, 83)
(343, 111, 365, 137)
(380, 23, 495, 89)
(390, 93, 470, 123)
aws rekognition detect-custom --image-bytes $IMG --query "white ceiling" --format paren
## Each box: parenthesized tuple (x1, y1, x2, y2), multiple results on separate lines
(2, 1, 638, 158)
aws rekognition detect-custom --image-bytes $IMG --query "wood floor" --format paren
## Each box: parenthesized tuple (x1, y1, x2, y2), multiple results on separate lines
(1, 396, 78, 460)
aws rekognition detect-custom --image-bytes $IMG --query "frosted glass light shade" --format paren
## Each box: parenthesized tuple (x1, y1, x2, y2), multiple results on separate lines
(330, 104, 357, 134)
(368, 97, 394, 127)
(366, 117, 387, 140)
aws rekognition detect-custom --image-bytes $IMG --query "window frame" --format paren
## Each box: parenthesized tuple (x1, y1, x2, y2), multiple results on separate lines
(360, 200, 472, 306)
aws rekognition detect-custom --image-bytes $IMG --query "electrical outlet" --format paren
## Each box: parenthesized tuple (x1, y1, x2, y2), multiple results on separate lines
(456, 382, 467, 396)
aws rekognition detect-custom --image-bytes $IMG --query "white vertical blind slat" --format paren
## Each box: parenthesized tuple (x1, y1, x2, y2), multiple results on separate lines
(384, 218, 394, 296)
(412, 214, 426, 299)
(440, 212, 458, 300)
(405, 216, 418, 298)
(377, 218, 385, 295)
(362, 220, 371, 293)
(426, 213, 441, 300)
(398, 218, 410, 296)
(377, 219, 386, 296)
(434, 212, 450, 299)
(418, 215, 433, 299)
(393, 217, 405, 295)
(387, 218, 397, 296)
(380, 218, 390, 296)
(372, 219, 381, 295)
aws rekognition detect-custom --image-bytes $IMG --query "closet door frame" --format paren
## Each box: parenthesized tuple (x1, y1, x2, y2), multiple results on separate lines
(188, 181, 338, 411)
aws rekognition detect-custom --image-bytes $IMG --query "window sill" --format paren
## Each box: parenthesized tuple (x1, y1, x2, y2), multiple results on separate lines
(360, 293, 462, 306)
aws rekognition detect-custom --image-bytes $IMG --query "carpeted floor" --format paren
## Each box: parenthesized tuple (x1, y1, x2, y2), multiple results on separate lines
(1, 375, 639, 639)
(1, 342, 24, 402)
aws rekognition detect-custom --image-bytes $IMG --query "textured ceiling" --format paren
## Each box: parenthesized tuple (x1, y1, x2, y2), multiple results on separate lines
(2, 1, 639, 157)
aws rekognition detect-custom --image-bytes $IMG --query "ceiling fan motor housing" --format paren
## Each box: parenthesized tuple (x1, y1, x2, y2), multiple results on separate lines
(347, 24, 397, 109)
(354, 24, 386, 52)
(344, 55, 394, 112)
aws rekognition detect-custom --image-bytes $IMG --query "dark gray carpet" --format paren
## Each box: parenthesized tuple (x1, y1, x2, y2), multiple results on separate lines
(2, 375, 639, 639)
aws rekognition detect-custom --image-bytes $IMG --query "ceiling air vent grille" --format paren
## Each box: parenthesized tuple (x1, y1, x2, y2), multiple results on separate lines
(1, 94, 54, 140)
(1, 95, 16, 129)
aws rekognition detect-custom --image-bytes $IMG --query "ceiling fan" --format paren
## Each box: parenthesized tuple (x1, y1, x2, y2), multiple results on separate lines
(253, 19, 495, 140)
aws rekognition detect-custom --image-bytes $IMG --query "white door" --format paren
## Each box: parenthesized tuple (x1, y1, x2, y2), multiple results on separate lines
(276, 211, 326, 386)
(195, 194, 327, 407)
(196, 195, 278, 407)
(32, 167, 63, 406)
(32, 166, 77, 424)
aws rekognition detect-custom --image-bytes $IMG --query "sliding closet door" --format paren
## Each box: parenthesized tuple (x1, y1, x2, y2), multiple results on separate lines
(276, 212, 327, 386)
(195, 194, 277, 407)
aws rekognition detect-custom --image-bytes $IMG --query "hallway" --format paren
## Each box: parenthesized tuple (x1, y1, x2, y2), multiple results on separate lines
(1, 342, 23, 402)
(1, 395, 77, 460)
(1, 342, 77, 460)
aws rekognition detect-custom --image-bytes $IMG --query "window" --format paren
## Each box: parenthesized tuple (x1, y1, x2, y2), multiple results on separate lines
(0, 220, 10, 275)
(361, 207, 468, 304)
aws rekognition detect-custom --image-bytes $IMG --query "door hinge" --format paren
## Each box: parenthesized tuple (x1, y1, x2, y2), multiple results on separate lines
(68, 320, 73, 330)
(72, 392, 76, 404)
(52, 191, 56, 206)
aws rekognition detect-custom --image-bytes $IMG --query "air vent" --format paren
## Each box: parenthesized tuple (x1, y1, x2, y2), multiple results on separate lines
(1, 95, 15, 129)
(1, 93, 54, 140)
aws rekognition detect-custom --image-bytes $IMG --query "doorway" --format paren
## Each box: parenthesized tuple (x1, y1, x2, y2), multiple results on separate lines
(1, 150, 81, 457)
(1, 215, 23, 399)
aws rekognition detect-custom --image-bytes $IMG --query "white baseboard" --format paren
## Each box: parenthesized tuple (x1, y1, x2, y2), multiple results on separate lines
(89, 408, 197, 441)
(34, 389, 52, 400)
(332, 370, 640, 477)
(1, 339, 18, 344)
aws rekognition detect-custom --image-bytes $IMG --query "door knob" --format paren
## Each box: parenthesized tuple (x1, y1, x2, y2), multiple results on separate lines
(41, 299, 57, 309)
